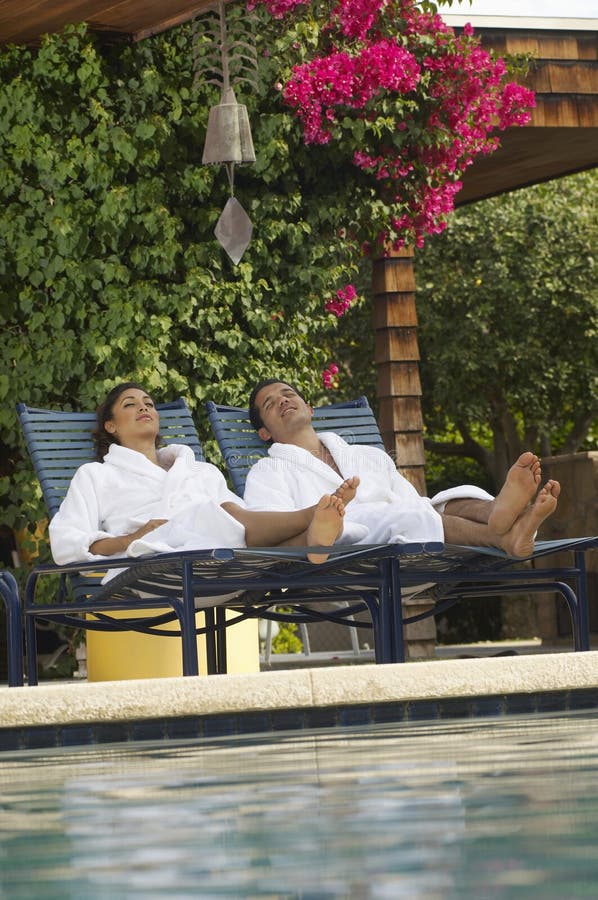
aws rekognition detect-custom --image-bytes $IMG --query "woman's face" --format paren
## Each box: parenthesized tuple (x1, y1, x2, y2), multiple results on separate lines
(104, 387, 159, 449)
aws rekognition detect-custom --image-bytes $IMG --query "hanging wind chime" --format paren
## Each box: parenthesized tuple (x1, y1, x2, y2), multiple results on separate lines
(194, 1, 257, 264)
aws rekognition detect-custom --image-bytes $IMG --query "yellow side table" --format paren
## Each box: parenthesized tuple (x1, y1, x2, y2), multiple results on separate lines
(86, 610, 259, 680)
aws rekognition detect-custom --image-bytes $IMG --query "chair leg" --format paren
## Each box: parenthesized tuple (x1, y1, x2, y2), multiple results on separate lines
(216, 607, 227, 674)
(0, 572, 24, 687)
(299, 622, 311, 656)
(261, 619, 273, 666)
(25, 614, 39, 686)
(204, 608, 217, 674)
(347, 610, 361, 656)
(574, 550, 591, 651)
(179, 562, 200, 677)
(390, 558, 406, 664)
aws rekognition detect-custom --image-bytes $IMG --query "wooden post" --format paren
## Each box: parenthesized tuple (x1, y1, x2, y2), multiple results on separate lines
(372, 246, 427, 494)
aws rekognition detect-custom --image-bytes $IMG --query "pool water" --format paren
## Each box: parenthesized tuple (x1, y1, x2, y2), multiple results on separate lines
(1, 709, 598, 898)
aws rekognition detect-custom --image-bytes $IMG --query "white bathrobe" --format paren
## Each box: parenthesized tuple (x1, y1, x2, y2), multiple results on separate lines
(49, 443, 246, 570)
(244, 432, 494, 545)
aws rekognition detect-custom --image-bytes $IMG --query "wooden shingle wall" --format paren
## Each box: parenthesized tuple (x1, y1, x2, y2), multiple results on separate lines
(458, 27, 598, 203)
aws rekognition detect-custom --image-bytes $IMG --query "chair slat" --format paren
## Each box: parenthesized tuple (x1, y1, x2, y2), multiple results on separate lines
(206, 396, 385, 496)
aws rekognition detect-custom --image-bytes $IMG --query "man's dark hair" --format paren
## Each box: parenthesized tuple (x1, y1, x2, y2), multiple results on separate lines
(248, 379, 308, 431)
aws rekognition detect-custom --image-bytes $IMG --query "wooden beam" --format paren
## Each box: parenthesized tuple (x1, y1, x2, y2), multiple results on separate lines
(0, 0, 218, 45)
(372, 247, 426, 494)
(458, 125, 598, 204)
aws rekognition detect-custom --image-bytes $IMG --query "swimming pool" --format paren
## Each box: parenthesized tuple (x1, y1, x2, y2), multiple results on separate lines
(1, 708, 598, 898)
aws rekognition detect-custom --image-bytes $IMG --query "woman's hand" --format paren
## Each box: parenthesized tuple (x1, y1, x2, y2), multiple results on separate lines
(89, 519, 168, 556)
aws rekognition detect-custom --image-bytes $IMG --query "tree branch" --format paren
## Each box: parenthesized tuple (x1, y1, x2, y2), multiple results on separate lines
(560, 408, 598, 456)
(424, 420, 492, 473)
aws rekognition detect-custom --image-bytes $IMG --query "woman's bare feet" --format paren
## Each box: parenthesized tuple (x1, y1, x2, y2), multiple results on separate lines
(488, 451, 542, 536)
(306, 494, 345, 563)
(500, 480, 560, 558)
(334, 476, 360, 506)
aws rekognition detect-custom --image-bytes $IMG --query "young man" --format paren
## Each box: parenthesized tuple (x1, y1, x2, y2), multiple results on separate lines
(244, 379, 560, 558)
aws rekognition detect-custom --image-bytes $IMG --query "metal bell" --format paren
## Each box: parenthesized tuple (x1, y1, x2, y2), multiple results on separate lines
(202, 87, 256, 165)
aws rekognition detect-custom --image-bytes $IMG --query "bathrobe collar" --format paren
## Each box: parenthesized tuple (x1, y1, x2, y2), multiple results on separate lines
(267, 432, 347, 483)
(103, 442, 192, 481)
(267, 432, 398, 503)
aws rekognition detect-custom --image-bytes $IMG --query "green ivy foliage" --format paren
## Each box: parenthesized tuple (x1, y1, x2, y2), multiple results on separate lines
(0, 17, 373, 539)
(416, 170, 598, 485)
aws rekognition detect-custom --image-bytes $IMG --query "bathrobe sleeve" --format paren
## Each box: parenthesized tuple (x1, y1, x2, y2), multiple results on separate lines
(244, 458, 307, 511)
(318, 432, 494, 507)
(124, 454, 247, 557)
(49, 464, 120, 565)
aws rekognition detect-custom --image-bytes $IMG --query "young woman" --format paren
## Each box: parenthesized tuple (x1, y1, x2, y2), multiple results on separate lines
(49, 383, 361, 569)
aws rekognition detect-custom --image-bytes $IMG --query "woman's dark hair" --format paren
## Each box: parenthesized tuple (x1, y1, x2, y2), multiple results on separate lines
(248, 379, 308, 431)
(94, 382, 161, 461)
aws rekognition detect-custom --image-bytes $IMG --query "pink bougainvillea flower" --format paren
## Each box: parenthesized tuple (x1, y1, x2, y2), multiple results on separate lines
(325, 283, 359, 317)
(252, 0, 535, 249)
(247, 0, 310, 17)
(322, 363, 340, 389)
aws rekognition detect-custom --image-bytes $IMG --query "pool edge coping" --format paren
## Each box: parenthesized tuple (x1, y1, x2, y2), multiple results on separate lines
(1, 651, 597, 747)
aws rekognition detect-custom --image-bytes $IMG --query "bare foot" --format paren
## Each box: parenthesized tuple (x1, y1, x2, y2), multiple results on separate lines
(334, 476, 360, 506)
(488, 451, 542, 535)
(500, 480, 560, 558)
(306, 494, 345, 564)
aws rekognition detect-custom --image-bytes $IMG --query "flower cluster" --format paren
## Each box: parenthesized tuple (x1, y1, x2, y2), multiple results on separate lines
(330, 0, 388, 40)
(247, 0, 309, 18)
(322, 363, 340, 389)
(498, 81, 537, 128)
(283, 41, 421, 144)
(325, 283, 358, 317)
(252, 0, 535, 249)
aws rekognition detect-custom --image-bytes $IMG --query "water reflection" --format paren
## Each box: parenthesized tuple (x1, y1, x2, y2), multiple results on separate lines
(1, 711, 598, 897)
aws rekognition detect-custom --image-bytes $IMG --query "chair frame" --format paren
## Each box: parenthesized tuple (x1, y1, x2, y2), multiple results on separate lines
(207, 396, 388, 658)
(0, 571, 23, 687)
(12, 397, 597, 685)
(206, 398, 597, 660)
(16, 398, 436, 683)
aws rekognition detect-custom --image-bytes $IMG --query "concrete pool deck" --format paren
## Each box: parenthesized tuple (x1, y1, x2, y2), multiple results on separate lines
(1, 650, 597, 748)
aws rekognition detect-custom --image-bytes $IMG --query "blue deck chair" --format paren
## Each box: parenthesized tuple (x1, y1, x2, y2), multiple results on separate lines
(16, 399, 422, 682)
(17, 398, 214, 683)
(206, 397, 597, 659)
(205, 397, 387, 655)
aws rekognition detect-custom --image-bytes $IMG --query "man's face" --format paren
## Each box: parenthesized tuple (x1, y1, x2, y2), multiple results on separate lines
(254, 382, 313, 443)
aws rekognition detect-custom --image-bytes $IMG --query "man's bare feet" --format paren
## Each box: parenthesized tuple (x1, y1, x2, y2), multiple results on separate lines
(500, 480, 560, 558)
(334, 476, 360, 506)
(306, 494, 345, 563)
(488, 451, 542, 536)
